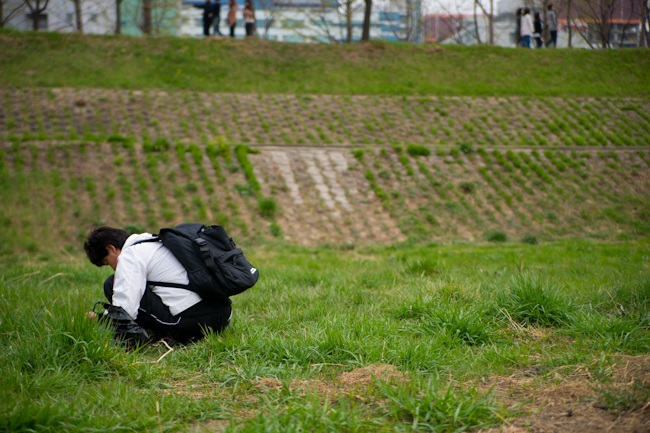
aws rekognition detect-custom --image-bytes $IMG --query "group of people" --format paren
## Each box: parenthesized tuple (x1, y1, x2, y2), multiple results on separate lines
(195, 0, 256, 38)
(516, 4, 557, 48)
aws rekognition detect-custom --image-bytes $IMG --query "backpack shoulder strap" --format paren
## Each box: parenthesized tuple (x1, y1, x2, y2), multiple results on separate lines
(130, 236, 161, 246)
(130, 236, 191, 290)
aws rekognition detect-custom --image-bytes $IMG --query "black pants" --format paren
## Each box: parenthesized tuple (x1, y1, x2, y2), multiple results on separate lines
(212, 7, 222, 35)
(229, 23, 236, 38)
(546, 31, 557, 47)
(203, 17, 214, 36)
(104, 275, 231, 343)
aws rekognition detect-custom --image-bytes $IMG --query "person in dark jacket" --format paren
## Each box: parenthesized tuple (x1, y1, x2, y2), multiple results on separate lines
(212, 1, 223, 35)
(195, 0, 217, 36)
(533, 11, 543, 48)
(515, 8, 523, 46)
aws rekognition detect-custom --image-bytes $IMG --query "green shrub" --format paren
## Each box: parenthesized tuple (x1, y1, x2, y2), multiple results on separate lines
(235, 144, 261, 192)
(459, 182, 475, 194)
(143, 137, 171, 153)
(406, 144, 430, 157)
(270, 222, 282, 237)
(520, 235, 538, 245)
(107, 134, 133, 146)
(235, 183, 254, 196)
(458, 142, 474, 154)
(258, 197, 278, 219)
(486, 230, 507, 242)
(351, 148, 365, 162)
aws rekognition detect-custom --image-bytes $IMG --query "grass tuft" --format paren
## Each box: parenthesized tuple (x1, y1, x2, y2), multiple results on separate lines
(498, 274, 574, 327)
(379, 378, 504, 432)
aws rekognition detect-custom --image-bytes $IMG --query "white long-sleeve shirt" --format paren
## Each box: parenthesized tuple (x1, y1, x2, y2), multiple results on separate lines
(520, 14, 534, 37)
(112, 233, 202, 320)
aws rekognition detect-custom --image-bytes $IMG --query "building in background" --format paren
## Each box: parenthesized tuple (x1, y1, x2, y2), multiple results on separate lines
(425, 0, 645, 48)
(3, 0, 642, 47)
(180, 0, 422, 42)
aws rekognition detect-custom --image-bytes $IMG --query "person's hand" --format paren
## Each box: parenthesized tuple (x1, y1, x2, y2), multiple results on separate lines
(86, 311, 98, 321)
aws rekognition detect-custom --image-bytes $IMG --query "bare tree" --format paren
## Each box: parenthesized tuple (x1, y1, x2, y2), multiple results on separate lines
(427, 0, 477, 44)
(257, 0, 286, 37)
(1, 0, 25, 26)
(129, 0, 176, 35)
(470, 0, 495, 44)
(380, 0, 420, 42)
(24, 0, 50, 30)
(341, 0, 363, 42)
(574, 0, 620, 48)
(306, 0, 342, 43)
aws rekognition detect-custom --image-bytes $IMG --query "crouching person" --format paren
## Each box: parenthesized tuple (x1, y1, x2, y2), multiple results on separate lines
(84, 226, 232, 346)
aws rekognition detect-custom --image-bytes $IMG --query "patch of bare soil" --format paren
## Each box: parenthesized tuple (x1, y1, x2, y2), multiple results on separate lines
(479, 355, 650, 433)
(252, 363, 407, 397)
(196, 358, 650, 433)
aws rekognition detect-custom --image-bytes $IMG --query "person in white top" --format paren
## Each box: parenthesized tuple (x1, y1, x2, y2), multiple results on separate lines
(520, 8, 534, 48)
(85, 226, 232, 345)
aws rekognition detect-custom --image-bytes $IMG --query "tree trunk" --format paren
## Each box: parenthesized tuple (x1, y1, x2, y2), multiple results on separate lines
(567, 0, 573, 48)
(25, 0, 50, 31)
(541, 0, 548, 44)
(639, 0, 650, 48)
(115, 0, 122, 34)
(488, 0, 493, 44)
(142, 0, 153, 35)
(361, 0, 371, 41)
(600, 1, 609, 48)
(345, 0, 352, 43)
(473, 0, 481, 44)
(73, 0, 83, 33)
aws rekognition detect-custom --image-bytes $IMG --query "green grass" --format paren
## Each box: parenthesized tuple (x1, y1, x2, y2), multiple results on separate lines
(1, 29, 649, 96)
(1, 240, 648, 431)
(0, 27, 649, 431)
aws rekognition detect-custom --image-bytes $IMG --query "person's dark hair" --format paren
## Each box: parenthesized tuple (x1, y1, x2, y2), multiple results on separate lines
(547, 3, 553, 10)
(84, 226, 129, 267)
(524, 7, 530, 14)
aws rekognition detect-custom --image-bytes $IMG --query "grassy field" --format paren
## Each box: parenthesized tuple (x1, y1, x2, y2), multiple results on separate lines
(0, 30, 649, 432)
(1, 29, 650, 96)
(2, 241, 649, 432)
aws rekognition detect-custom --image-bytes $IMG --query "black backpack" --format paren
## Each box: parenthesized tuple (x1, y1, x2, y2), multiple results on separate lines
(135, 223, 259, 301)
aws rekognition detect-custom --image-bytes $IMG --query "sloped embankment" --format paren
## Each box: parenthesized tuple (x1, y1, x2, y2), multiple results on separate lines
(0, 88, 648, 254)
